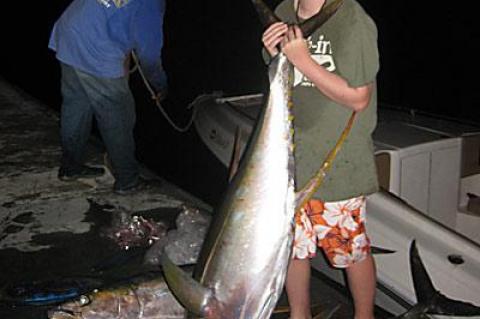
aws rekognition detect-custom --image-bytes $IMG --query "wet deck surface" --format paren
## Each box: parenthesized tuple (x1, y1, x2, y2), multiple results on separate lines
(0, 78, 391, 319)
(0, 78, 204, 318)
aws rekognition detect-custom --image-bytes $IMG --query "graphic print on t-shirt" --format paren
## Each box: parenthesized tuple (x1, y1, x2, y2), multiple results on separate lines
(294, 34, 336, 87)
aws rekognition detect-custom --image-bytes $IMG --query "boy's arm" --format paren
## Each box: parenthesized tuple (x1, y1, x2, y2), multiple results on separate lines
(282, 25, 373, 112)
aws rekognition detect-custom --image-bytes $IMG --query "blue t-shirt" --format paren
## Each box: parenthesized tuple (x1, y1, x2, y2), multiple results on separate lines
(49, 0, 166, 90)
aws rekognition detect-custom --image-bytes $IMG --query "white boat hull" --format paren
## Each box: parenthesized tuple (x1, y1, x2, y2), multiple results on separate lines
(313, 191, 480, 317)
(192, 93, 480, 317)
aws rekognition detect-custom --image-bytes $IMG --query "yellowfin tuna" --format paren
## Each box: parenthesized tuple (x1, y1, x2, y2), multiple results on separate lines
(160, 1, 345, 318)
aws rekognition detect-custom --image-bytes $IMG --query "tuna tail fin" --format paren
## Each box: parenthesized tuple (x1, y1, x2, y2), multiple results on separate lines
(295, 112, 357, 211)
(251, 0, 343, 38)
(397, 240, 480, 318)
(250, 0, 281, 29)
(299, 0, 344, 37)
(161, 253, 214, 317)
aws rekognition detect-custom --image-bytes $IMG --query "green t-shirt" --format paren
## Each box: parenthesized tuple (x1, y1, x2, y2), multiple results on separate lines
(274, 0, 380, 201)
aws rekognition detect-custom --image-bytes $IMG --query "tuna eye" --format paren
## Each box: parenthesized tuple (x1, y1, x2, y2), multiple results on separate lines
(447, 254, 464, 265)
(78, 295, 91, 306)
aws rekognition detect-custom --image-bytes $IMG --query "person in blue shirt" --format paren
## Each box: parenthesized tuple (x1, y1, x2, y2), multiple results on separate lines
(49, 0, 167, 195)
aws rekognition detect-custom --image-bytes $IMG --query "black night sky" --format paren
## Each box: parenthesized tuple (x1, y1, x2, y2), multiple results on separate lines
(1, 0, 479, 119)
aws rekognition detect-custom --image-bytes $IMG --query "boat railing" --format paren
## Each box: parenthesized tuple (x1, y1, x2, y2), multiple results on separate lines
(216, 93, 264, 107)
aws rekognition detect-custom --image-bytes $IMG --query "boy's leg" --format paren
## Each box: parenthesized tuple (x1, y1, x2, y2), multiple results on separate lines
(286, 200, 323, 319)
(345, 254, 376, 319)
(309, 196, 376, 319)
(286, 258, 312, 319)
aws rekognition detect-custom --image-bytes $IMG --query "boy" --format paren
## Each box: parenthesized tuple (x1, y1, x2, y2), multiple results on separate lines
(262, 0, 379, 318)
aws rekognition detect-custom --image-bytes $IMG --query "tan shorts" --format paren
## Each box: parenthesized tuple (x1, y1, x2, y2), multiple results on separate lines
(292, 196, 371, 268)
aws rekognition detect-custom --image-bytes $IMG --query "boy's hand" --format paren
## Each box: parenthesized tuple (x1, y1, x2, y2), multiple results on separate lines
(262, 22, 288, 57)
(281, 25, 310, 67)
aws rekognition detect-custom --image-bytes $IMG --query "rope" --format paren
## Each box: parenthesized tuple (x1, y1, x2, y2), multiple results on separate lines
(130, 51, 198, 133)
(295, 111, 357, 211)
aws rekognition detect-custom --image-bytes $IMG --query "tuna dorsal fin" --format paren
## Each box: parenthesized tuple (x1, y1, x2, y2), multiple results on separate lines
(408, 240, 480, 316)
(161, 253, 213, 317)
(228, 126, 243, 182)
(299, 0, 344, 37)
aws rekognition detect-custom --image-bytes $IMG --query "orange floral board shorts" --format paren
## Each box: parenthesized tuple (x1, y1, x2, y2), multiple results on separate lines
(292, 196, 371, 268)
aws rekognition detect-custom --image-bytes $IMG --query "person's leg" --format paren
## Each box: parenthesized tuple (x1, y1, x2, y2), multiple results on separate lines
(285, 258, 312, 319)
(345, 254, 376, 319)
(76, 70, 139, 190)
(59, 63, 95, 173)
(286, 201, 322, 319)
(319, 196, 376, 319)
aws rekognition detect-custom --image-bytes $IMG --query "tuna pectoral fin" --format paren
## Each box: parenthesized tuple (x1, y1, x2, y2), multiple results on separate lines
(312, 304, 341, 319)
(161, 253, 213, 317)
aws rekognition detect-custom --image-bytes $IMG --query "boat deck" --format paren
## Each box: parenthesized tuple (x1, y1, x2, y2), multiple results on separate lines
(0, 79, 391, 318)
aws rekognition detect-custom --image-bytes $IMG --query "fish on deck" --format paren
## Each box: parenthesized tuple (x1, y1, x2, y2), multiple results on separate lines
(47, 271, 185, 319)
